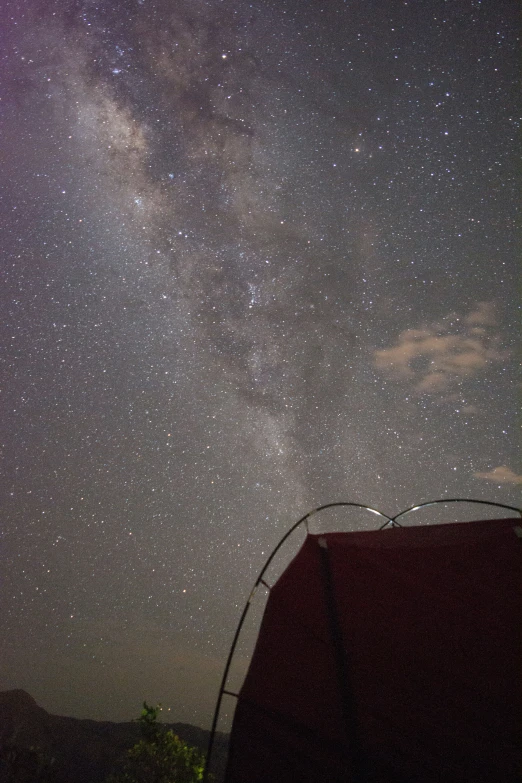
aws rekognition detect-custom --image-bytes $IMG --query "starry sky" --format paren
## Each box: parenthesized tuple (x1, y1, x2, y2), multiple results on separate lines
(1, 0, 520, 729)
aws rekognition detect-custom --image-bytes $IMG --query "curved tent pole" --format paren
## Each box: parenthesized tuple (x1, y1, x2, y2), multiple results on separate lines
(203, 498, 521, 780)
(203, 502, 390, 780)
(254, 501, 390, 585)
(381, 498, 522, 529)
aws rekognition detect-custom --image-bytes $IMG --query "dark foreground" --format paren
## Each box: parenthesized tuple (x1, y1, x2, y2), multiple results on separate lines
(0, 690, 228, 782)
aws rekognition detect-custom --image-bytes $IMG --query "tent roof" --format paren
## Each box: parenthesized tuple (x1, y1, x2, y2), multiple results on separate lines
(225, 518, 522, 782)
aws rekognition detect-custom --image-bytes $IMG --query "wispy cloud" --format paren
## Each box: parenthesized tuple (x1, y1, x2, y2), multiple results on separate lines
(373, 302, 510, 393)
(474, 466, 522, 485)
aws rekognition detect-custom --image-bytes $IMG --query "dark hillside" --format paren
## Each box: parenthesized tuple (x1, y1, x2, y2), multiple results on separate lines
(0, 690, 227, 782)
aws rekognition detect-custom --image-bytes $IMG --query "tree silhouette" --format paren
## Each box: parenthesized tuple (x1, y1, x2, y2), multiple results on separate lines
(106, 702, 205, 783)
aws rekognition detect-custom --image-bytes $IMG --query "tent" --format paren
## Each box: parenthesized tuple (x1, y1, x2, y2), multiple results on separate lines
(212, 504, 521, 782)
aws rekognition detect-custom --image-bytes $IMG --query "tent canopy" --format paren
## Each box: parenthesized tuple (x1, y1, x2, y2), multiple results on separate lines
(224, 518, 522, 782)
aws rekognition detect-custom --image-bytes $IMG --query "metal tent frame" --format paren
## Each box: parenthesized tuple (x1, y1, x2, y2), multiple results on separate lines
(203, 498, 521, 780)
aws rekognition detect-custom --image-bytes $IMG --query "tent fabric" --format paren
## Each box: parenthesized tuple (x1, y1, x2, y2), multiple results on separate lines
(224, 519, 522, 782)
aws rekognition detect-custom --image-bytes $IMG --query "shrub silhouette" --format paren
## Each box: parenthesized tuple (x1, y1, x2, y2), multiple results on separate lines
(106, 703, 205, 783)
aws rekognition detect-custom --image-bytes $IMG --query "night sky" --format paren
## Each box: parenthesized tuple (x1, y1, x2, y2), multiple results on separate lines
(1, 0, 520, 729)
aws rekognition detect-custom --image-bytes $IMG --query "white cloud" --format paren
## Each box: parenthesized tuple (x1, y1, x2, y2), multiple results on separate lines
(373, 302, 510, 393)
(464, 300, 497, 326)
(474, 466, 522, 485)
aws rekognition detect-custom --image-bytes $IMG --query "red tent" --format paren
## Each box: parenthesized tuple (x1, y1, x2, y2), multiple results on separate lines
(224, 518, 522, 782)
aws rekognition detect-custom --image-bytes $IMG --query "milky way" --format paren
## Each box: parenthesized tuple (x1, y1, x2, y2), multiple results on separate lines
(1, 0, 520, 726)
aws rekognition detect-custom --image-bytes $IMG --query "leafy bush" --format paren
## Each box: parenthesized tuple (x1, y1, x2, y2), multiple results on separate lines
(106, 703, 205, 783)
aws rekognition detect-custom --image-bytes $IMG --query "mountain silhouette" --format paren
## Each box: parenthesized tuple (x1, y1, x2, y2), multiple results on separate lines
(0, 690, 227, 782)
